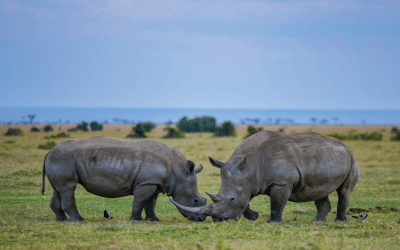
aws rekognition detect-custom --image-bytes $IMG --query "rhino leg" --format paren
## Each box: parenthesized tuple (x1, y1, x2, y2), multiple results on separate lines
(243, 205, 259, 221)
(312, 196, 331, 221)
(267, 185, 291, 223)
(50, 190, 68, 221)
(130, 185, 158, 221)
(144, 192, 160, 221)
(60, 189, 84, 221)
(334, 189, 350, 221)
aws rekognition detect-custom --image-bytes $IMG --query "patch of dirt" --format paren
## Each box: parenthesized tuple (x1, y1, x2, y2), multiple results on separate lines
(346, 206, 400, 214)
(293, 208, 313, 214)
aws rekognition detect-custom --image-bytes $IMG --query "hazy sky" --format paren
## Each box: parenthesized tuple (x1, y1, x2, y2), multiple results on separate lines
(1, 0, 399, 109)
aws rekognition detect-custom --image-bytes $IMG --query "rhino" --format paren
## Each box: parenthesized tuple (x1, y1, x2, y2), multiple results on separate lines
(171, 130, 359, 223)
(42, 136, 207, 222)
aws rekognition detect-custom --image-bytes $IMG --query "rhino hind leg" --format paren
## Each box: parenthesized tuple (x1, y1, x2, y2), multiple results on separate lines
(50, 190, 68, 221)
(243, 205, 259, 221)
(130, 185, 158, 221)
(312, 196, 331, 221)
(144, 192, 160, 221)
(334, 189, 350, 221)
(267, 185, 291, 223)
(60, 189, 85, 221)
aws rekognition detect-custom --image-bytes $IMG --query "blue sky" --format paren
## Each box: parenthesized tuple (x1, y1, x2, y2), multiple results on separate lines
(1, 0, 399, 109)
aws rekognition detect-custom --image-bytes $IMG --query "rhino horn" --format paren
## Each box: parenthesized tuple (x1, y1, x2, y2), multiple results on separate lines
(206, 192, 221, 203)
(169, 198, 213, 216)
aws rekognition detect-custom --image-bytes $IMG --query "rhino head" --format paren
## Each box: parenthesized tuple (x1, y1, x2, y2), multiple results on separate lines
(170, 156, 252, 222)
(170, 160, 208, 222)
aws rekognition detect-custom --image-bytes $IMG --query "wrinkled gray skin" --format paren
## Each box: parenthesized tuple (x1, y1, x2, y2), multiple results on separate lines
(42, 136, 207, 222)
(171, 130, 359, 223)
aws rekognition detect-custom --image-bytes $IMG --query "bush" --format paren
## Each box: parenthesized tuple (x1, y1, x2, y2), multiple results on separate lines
(278, 127, 285, 133)
(30, 126, 40, 132)
(4, 127, 23, 136)
(215, 121, 236, 137)
(244, 125, 263, 139)
(68, 122, 89, 132)
(326, 131, 382, 141)
(138, 122, 156, 132)
(43, 125, 54, 132)
(163, 127, 185, 139)
(391, 127, 400, 141)
(178, 116, 217, 133)
(359, 132, 383, 141)
(38, 141, 57, 150)
(44, 132, 70, 140)
(127, 124, 147, 138)
(90, 121, 103, 131)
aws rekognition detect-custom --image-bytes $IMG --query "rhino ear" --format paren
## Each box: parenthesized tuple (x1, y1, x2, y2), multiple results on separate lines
(209, 157, 224, 168)
(194, 164, 203, 174)
(231, 156, 247, 174)
(185, 160, 196, 174)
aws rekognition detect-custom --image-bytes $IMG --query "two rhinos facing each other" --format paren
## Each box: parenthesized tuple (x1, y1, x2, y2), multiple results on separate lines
(43, 132, 360, 223)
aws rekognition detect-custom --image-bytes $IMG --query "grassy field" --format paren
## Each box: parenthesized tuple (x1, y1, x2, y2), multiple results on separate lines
(1, 124, 399, 249)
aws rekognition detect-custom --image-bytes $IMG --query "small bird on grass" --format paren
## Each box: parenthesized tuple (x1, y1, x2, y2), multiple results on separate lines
(352, 214, 368, 221)
(103, 209, 113, 219)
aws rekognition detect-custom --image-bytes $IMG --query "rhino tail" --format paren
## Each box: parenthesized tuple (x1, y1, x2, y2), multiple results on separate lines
(42, 152, 50, 195)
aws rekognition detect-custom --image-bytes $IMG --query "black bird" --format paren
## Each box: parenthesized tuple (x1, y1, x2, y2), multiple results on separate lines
(352, 214, 368, 221)
(103, 209, 113, 219)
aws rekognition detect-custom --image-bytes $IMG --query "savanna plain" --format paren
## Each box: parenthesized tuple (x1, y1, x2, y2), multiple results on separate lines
(1, 125, 399, 249)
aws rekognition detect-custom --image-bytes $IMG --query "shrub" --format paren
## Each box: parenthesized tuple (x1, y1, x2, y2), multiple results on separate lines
(138, 122, 156, 132)
(127, 124, 147, 138)
(215, 121, 236, 137)
(244, 125, 263, 139)
(90, 121, 103, 131)
(359, 132, 383, 141)
(30, 126, 40, 132)
(45, 132, 70, 139)
(163, 127, 185, 139)
(391, 127, 400, 141)
(76, 122, 89, 132)
(278, 127, 285, 133)
(4, 128, 23, 136)
(178, 116, 217, 133)
(43, 125, 54, 132)
(38, 141, 57, 150)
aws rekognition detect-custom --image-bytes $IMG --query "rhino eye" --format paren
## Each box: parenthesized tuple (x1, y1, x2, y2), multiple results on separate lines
(230, 197, 235, 202)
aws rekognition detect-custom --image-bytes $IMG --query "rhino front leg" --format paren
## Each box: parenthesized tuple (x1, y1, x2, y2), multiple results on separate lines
(312, 196, 331, 221)
(60, 189, 84, 221)
(144, 192, 160, 221)
(50, 190, 68, 221)
(130, 184, 158, 221)
(267, 185, 291, 223)
(243, 205, 259, 221)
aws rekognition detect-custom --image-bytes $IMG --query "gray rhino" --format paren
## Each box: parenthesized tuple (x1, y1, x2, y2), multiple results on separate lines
(171, 130, 359, 223)
(42, 136, 207, 222)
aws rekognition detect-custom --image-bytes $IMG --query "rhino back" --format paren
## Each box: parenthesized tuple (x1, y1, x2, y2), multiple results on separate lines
(46, 137, 185, 198)
(265, 132, 353, 201)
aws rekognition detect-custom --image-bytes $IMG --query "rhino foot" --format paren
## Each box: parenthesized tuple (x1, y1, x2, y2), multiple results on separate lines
(145, 216, 160, 221)
(267, 218, 284, 223)
(243, 210, 259, 221)
(334, 216, 348, 222)
(130, 215, 144, 221)
(69, 216, 85, 222)
(55, 216, 68, 222)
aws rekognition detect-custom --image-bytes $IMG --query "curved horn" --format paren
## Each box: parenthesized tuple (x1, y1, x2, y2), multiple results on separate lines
(169, 198, 213, 216)
(206, 192, 221, 203)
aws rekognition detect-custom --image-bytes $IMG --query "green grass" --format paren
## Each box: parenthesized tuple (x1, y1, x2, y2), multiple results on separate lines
(1, 125, 400, 249)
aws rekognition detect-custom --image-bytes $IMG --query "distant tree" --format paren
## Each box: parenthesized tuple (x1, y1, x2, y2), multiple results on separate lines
(278, 127, 285, 133)
(137, 122, 156, 132)
(391, 127, 400, 141)
(163, 127, 185, 139)
(4, 127, 23, 136)
(43, 124, 54, 132)
(127, 124, 147, 138)
(27, 114, 36, 124)
(30, 126, 40, 132)
(90, 121, 103, 131)
(76, 121, 89, 131)
(320, 119, 329, 125)
(177, 116, 217, 133)
(215, 121, 236, 137)
(311, 118, 317, 125)
(244, 125, 263, 139)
